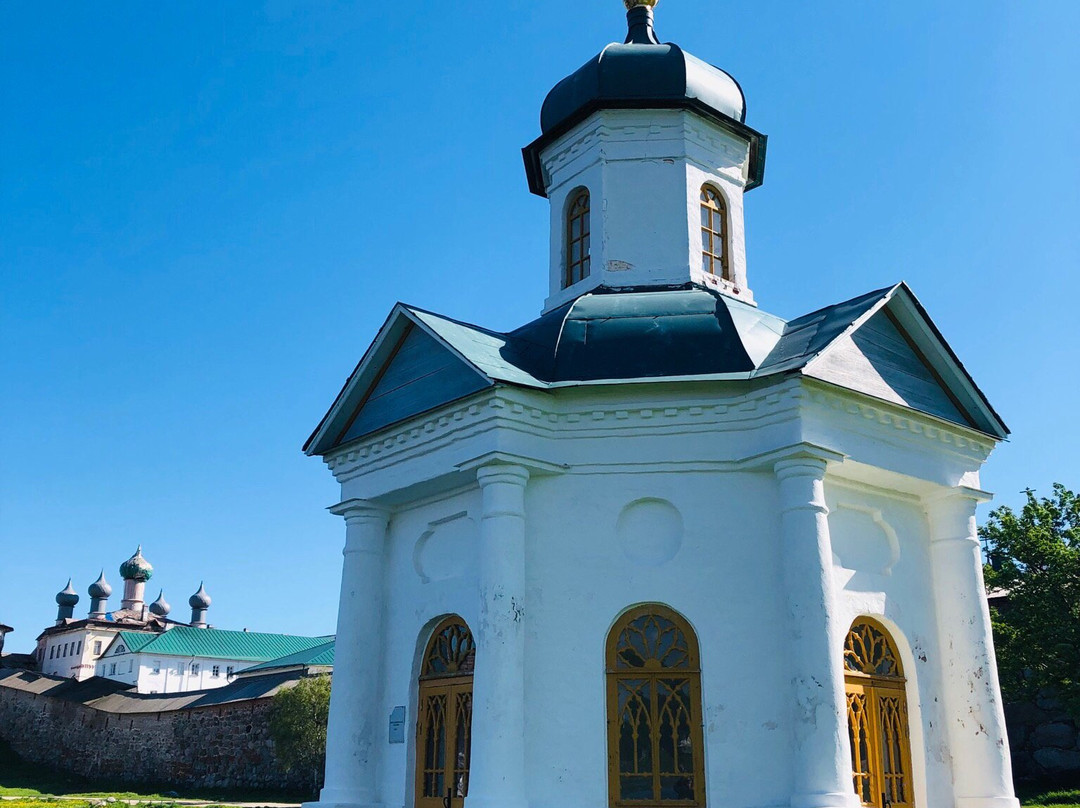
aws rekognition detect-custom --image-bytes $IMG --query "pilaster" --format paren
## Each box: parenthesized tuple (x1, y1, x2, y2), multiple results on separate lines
(774, 447, 859, 808)
(311, 499, 391, 808)
(465, 463, 530, 808)
(925, 488, 1020, 808)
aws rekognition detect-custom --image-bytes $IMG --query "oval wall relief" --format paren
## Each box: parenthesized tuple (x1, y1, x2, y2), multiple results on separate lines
(413, 512, 475, 584)
(616, 498, 684, 567)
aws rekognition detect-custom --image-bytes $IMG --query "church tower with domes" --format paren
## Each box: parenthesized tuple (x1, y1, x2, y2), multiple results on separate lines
(305, 5, 1020, 808)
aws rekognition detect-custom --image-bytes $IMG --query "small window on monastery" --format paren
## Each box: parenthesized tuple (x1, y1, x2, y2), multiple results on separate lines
(93, 641, 102, 655)
(565, 189, 591, 288)
(49, 646, 55, 660)
(76, 641, 82, 655)
(108, 662, 116, 676)
(116, 644, 126, 655)
(700, 185, 730, 280)
(152, 660, 161, 674)
(226, 666, 235, 677)
(191, 663, 200, 675)
(606, 604, 706, 807)
(212, 665, 220, 678)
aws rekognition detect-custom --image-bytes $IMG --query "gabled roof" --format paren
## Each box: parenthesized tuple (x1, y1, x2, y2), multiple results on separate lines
(306, 282, 1007, 455)
(114, 631, 158, 654)
(106, 627, 330, 663)
(241, 639, 335, 674)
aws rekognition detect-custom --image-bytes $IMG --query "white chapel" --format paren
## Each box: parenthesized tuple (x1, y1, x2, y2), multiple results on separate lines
(304, 3, 1020, 808)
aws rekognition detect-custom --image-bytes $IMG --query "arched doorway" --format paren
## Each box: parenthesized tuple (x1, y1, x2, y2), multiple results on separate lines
(844, 618, 915, 808)
(605, 604, 706, 807)
(415, 617, 475, 808)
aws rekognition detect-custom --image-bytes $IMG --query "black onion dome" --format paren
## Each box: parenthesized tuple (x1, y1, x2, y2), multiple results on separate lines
(149, 590, 171, 617)
(56, 579, 79, 607)
(88, 570, 112, 599)
(539, 39, 746, 135)
(523, 2, 766, 197)
(119, 545, 153, 582)
(189, 582, 211, 610)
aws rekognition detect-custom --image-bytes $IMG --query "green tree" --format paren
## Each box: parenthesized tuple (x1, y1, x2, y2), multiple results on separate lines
(269, 675, 332, 794)
(981, 484, 1080, 717)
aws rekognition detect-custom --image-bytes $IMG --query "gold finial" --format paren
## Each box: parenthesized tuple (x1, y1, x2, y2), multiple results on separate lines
(624, 0, 659, 8)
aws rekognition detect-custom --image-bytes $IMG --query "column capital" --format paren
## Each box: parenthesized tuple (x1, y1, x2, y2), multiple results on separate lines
(476, 463, 531, 489)
(744, 441, 845, 475)
(328, 498, 390, 525)
(924, 486, 992, 544)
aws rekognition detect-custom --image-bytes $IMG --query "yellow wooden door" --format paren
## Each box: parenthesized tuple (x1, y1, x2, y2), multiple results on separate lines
(845, 676, 915, 808)
(415, 676, 472, 808)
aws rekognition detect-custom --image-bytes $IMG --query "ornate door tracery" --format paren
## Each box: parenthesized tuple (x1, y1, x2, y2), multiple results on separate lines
(844, 618, 915, 808)
(606, 605, 706, 808)
(416, 617, 475, 808)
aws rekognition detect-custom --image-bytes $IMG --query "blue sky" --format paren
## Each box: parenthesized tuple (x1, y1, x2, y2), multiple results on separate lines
(1, 1, 1077, 653)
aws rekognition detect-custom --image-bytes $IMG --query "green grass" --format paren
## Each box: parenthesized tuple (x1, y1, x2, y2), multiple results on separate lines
(0, 739, 305, 805)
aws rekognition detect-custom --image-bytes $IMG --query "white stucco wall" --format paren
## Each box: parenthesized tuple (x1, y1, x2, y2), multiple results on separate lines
(541, 109, 755, 313)
(313, 378, 1016, 808)
(39, 627, 120, 681)
(97, 650, 250, 693)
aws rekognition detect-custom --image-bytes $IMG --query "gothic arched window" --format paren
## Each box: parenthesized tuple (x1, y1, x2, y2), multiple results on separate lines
(566, 189, 591, 288)
(416, 617, 475, 808)
(699, 185, 729, 280)
(844, 618, 915, 808)
(606, 605, 706, 807)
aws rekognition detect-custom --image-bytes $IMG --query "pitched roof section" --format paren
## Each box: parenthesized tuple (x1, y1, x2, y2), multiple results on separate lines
(114, 631, 158, 654)
(242, 640, 335, 673)
(306, 283, 1007, 454)
(111, 627, 330, 663)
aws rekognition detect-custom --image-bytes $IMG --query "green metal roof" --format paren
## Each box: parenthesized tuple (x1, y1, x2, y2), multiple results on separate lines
(125, 627, 330, 662)
(306, 281, 1009, 455)
(114, 631, 158, 654)
(242, 640, 335, 673)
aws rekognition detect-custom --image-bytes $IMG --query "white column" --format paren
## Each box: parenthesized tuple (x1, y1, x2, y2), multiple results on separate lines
(926, 490, 1020, 808)
(313, 499, 390, 808)
(466, 463, 530, 808)
(775, 454, 859, 808)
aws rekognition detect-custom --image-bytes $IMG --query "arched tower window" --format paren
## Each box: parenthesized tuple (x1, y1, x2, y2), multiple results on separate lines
(844, 618, 915, 808)
(415, 617, 475, 808)
(565, 189, 591, 288)
(606, 605, 706, 807)
(699, 185, 729, 280)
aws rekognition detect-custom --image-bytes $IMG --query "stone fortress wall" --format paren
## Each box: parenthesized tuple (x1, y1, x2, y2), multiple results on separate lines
(1006, 693, 1080, 781)
(0, 670, 311, 792)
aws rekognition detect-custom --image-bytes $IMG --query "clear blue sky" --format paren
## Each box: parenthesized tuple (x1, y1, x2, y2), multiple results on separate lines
(2, 2, 1078, 654)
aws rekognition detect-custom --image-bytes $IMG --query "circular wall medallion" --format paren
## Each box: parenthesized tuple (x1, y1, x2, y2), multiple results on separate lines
(616, 498, 684, 566)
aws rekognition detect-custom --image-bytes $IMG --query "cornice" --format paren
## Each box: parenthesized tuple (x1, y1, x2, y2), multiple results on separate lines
(323, 380, 806, 482)
(803, 379, 997, 459)
(323, 376, 997, 487)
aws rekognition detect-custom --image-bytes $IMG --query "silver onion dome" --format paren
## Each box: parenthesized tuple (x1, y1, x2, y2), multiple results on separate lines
(55, 579, 80, 607)
(88, 570, 112, 599)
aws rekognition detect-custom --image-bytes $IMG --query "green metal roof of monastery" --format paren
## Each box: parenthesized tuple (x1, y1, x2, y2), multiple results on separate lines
(243, 639, 336, 673)
(114, 631, 159, 653)
(306, 282, 1009, 455)
(114, 627, 331, 662)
